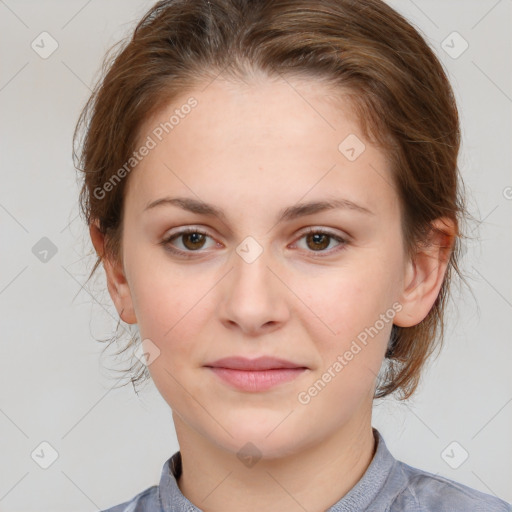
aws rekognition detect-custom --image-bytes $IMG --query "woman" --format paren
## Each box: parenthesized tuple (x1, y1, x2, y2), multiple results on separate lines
(74, 0, 511, 510)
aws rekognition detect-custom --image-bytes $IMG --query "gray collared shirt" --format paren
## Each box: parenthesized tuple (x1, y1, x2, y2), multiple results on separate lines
(102, 428, 511, 511)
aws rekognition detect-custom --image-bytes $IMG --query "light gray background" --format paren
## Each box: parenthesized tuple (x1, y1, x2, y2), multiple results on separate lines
(0, 1, 511, 510)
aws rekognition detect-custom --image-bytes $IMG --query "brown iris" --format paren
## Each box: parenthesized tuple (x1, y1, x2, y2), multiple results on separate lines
(182, 232, 207, 250)
(305, 233, 330, 251)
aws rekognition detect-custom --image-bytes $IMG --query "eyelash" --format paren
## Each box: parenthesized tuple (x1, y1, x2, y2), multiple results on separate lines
(160, 226, 349, 259)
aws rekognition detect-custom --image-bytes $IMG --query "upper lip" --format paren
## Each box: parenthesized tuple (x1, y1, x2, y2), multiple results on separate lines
(205, 356, 307, 371)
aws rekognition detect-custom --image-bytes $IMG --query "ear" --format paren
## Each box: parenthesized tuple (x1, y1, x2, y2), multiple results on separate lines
(393, 217, 456, 328)
(89, 220, 137, 324)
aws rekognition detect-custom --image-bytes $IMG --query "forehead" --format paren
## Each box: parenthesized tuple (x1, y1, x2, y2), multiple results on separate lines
(126, 76, 396, 217)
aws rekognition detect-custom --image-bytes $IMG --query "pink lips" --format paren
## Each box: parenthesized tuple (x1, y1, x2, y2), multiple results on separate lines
(204, 356, 308, 392)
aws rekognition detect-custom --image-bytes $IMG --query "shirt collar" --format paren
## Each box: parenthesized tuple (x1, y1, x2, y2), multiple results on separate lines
(158, 427, 397, 511)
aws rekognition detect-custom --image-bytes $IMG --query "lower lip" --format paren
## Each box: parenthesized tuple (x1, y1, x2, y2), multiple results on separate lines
(206, 367, 307, 392)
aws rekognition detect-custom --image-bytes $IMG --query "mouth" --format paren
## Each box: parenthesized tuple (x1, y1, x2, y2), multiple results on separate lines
(204, 356, 309, 392)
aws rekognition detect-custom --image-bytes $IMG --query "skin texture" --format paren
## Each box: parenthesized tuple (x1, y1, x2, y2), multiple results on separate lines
(91, 75, 454, 512)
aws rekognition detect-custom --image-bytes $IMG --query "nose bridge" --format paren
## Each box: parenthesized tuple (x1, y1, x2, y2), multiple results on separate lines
(231, 239, 276, 304)
(219, 237, 289, 333)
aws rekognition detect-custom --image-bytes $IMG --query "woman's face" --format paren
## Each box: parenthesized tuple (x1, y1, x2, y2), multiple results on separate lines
(116, 76, 410, 457)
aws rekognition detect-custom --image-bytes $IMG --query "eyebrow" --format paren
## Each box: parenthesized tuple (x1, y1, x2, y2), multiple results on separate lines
(143, 196, 374, 223)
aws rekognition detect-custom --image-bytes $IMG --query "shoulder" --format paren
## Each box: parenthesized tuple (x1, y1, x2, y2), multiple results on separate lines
(389, 460, 511, 512)
(99, 484, 159, 512)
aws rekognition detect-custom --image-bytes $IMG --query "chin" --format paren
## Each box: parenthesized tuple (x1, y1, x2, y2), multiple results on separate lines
(214, 431, 307, 462)
(206, 411, 312, 460)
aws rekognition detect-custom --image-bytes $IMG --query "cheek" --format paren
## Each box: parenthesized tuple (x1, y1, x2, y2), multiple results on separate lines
(292, 272, 392, 419)
(131, 267, 211, 412)
(134, 280, 204, 348)
(296, 262, 397, 336)
(291, 259, 399, 384)
(124, 241, 201, 336)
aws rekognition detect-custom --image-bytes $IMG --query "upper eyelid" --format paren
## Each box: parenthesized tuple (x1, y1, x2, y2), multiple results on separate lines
(165, 225, 347, 238)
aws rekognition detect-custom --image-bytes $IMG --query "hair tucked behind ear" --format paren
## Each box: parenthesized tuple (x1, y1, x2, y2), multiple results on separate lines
(74, 0, 468, 399)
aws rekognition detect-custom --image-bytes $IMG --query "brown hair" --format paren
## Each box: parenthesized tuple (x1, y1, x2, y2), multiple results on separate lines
(74, 0, 467, 400)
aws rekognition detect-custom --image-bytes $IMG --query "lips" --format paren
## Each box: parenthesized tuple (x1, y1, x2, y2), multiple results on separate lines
(204, 356, 307, 371)
(204, 356, 308, 392)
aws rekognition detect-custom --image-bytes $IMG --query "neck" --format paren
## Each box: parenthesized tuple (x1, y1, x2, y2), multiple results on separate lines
(174, 410, 376, 512)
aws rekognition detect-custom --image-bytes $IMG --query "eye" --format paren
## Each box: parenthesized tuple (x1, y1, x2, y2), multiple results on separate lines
(160, 227, 218, 256)
(292, 227, 348, 256)
(160, 226, 349, 259)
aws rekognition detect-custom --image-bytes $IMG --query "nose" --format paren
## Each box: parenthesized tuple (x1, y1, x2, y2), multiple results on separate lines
(217, 246, 290, 336)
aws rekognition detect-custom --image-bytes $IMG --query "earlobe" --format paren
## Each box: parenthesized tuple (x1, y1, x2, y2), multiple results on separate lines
(393, 217, 456, 328)
(89, 220, 137, 325)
